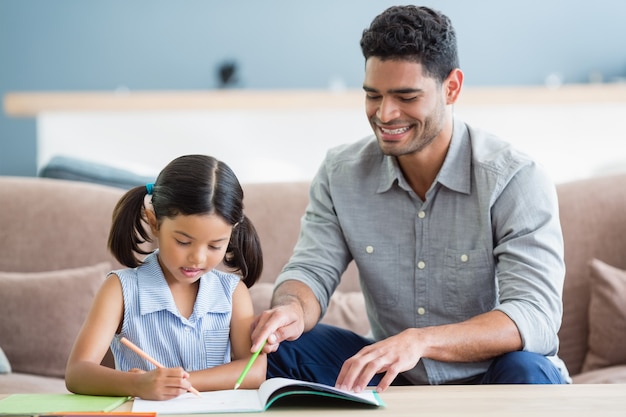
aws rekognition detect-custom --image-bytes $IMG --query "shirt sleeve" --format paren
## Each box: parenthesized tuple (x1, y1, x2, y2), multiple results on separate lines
(491, 162, 565, 355)
(274, 157, 353, 317)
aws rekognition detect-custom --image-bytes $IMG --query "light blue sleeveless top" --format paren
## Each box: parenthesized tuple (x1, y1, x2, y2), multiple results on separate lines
(109, 250, 240, 372)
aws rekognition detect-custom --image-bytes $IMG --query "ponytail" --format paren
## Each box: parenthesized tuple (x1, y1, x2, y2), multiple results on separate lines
(223, 215, 263, 288)
(107, 185, 153, 268)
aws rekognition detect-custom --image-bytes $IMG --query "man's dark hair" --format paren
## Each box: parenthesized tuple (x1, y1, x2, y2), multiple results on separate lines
(360, 5, 459, 83)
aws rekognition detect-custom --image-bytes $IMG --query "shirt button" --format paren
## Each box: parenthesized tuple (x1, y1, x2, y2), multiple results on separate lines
(460, 254, 469, 262)
(417, 307, 426, 315)
(417, 261, 426, 269)
(418, 211, 426, 219)
(366, 245, 374, 254)
(184, 327, 191, 332)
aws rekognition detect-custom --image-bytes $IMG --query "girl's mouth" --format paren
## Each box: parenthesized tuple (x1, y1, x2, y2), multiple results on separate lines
(181, 267, 202, 277)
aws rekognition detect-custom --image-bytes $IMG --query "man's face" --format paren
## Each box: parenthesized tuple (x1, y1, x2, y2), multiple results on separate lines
(363, 57, 447, 157)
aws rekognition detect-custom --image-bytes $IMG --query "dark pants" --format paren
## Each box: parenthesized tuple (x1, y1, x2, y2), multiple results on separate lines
(267, 323, 566, 385)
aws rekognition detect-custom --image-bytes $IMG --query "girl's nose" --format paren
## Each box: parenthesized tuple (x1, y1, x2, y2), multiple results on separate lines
(188, 248, 206, 266)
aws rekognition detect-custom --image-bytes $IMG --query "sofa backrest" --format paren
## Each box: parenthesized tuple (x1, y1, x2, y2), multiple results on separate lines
(241, 181, 360, 293)
(4, 173, 623, 377)
(0, 177, 131, 375)
(0, 176, 128, 272)
(556, 172, 626, 375)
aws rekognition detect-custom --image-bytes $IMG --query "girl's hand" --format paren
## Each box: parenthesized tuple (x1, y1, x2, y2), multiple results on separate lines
(133, 367, 192, 400)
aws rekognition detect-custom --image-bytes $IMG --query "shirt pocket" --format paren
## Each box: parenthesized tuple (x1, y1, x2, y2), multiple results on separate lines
(442, 248, 495, 318)
(203, 328, 231, 367)
(350, 242, 400, 308)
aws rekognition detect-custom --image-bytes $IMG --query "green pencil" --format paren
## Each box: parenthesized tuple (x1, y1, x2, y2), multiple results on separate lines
(234, 339, 266, 390)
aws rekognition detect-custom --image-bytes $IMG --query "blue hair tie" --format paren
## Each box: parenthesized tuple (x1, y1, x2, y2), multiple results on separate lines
(146, 183, 154, 195)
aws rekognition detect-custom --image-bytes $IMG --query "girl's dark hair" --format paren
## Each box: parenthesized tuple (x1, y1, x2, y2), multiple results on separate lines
(107, 154, 263, 288)
(360, 5, 459, 84)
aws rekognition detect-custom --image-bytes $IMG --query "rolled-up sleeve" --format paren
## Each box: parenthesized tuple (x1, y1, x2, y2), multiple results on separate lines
(492, 163, 565, 355)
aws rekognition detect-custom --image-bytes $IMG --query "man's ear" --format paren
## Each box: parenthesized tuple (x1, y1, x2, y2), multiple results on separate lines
(144, 208, 159, 235)
(444, 68, 463, 105)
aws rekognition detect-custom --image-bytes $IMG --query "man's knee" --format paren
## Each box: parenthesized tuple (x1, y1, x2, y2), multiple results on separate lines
(482, 351, 566, 384)
(267, 324, 372, 385)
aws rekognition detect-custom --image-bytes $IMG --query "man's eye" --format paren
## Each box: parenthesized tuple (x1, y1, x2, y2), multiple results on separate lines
(366, 94, 381, 100)
(399, 96, 417, 102)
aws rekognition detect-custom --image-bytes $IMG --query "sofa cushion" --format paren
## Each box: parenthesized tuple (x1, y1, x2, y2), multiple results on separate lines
(0, 373, 70, 394)
(581, 258, 626, 373)
(572, 365, 626, 384)
(0, 262, 110, 378)
(0, 347, 11, 374)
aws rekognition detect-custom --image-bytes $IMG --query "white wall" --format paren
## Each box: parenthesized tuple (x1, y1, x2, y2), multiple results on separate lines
(38, 100, 626, 185)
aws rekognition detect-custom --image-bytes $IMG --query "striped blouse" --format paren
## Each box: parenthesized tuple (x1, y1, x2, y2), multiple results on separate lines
(109, 250, 239, 372)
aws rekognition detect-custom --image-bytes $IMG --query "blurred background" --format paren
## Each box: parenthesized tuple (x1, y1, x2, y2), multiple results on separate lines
(2, 0, 625, 182)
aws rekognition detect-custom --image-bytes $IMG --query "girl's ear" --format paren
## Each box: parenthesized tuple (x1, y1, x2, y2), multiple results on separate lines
(144, 208, 159, 235)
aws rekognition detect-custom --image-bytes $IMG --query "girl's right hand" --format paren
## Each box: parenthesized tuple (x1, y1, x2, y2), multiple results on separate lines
(132, 367, 191, 400)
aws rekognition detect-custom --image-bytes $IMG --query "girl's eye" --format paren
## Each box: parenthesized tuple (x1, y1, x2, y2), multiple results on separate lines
(176, 239, 191, 246)
(209, 245, 222, 251)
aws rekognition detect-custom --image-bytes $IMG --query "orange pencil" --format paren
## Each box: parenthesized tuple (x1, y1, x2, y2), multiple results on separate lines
(120, 336, 201, 397)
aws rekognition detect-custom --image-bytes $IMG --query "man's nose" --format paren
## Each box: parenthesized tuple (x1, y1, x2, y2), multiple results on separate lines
(377, 97, 400, 123)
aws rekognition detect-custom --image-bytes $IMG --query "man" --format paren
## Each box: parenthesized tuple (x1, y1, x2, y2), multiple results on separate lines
(251, 5, 567, 392)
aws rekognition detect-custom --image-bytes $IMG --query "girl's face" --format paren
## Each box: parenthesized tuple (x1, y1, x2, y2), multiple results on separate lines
(149, 212, 233, 285)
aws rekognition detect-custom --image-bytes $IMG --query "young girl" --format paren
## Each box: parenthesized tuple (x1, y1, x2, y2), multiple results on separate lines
(65, 154, 266, 400)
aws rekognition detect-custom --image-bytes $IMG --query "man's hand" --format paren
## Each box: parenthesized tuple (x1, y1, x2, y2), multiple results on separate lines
(250, 302, 305, 354)
(250, 280, 322, 354)
(335, 329, 423, 393)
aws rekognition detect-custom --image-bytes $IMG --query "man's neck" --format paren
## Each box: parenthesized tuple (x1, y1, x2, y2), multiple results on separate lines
(397, 125, 453, 200)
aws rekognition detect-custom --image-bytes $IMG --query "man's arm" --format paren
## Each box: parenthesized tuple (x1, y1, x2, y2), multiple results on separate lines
(250, 279, 322, 353)
(336, 310, 522, 393)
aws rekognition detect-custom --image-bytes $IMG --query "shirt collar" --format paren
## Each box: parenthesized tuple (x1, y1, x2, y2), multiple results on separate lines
(137, 251, 232, 319)
(137, 252, 178, 316)
(376, 119, 472, 196)
(437, 119, 472, 195)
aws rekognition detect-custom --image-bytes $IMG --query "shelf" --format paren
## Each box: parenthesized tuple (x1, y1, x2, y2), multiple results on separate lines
(4, 84, 626, 117)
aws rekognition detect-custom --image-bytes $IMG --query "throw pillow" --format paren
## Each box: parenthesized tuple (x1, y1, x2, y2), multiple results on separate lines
(581, 258, 626, 372)
(0, 346, 11, 374)
(247, 283, 370, 336)
(0, 262, 111, 378)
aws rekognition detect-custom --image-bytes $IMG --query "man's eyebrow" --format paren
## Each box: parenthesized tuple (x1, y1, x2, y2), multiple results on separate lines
(363, 85, 423, 94)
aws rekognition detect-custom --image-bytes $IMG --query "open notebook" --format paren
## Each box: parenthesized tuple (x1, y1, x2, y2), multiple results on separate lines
(132, 377, 384, 414)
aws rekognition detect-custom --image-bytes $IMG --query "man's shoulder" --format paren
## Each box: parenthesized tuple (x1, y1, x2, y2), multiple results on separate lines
(314, 135, 385, 191)
(463, 123, 555, 195)
(325, 135, 381, 166)
(466, 124, 536, 176)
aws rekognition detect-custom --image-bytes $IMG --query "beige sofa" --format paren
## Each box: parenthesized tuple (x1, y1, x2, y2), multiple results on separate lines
(1, 174, 625, 393)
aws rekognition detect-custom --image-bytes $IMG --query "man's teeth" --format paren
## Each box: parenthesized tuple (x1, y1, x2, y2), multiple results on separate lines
(381, 126, 410, 134)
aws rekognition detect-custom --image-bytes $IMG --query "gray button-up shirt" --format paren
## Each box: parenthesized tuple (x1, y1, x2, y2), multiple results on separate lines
(276, 119, 565, 384)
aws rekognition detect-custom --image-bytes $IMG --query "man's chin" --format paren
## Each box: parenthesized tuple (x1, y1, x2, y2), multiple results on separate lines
(377, 137, 409, 156)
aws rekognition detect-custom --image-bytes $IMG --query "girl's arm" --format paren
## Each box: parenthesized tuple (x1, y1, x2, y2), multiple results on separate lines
(188, 280, 267, 391)
(65, 274, 192, 400)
